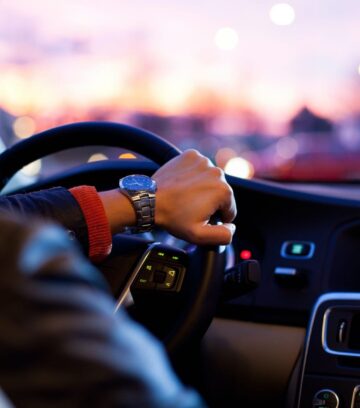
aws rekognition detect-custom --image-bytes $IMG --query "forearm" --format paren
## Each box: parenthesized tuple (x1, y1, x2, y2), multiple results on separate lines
(91, 149, 237, 246)
(98, 189, 136, 234)
(0, 150, 236, 263)
(0, 187, 89, 251)
(0, 187, 131, 263)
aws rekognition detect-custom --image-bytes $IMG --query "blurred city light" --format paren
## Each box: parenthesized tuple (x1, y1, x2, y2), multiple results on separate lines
(215, 147, 237, 168)
(214, 27, 239, 50)
(21, 160, 42, 177)
(88, 153, 108, 162)
(269, 3, 295, 26)
(276, 136, 299, 159)
(224, 157, 255, 179)
(0, 1, 359, 183)
(119, 153, 137, 159)
(13, 116, 36, 139)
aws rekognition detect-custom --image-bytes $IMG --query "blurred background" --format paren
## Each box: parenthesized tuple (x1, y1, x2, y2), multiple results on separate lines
(1, 0, 360, 183)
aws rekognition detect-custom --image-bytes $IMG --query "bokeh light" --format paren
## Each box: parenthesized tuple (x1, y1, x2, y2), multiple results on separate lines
(224, 157, 255, 179)
(13, 116, 36, 139)
(21, 160, 42, 177)
(119, 152, 137, 159)
(88, 153, 108, 162)
(276, 136, 299, 159)
(215, 147, 237, 168)
(214, 27, 239, 50)
(269, 3, 295, 26)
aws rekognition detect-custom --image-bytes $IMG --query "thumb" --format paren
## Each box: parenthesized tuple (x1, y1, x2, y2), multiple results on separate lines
(192, 223, 236, 245)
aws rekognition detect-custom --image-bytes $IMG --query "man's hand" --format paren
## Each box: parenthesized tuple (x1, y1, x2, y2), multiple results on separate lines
(153, 149, 237, 245)
(100, 149, 237, 245)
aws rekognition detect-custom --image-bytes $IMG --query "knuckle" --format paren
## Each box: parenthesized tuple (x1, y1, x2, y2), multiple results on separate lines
(233, 207, 238, 219)
(192, 155, 212, 172)
(221, 183, 234, 200)
(201, 157, 213, 170)
(208, 166, 223, 177)
(183, 149, 201, 159)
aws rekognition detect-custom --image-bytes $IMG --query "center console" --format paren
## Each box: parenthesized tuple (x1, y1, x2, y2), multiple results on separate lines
(295, 293, 360, 407)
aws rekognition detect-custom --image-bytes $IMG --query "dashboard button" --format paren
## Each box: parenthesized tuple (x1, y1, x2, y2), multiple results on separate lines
(133, 262, 157, 289)
(133, 272, 155, 289)
(153, 270, 166, 284)
(313, 389, 339, 408)
(151, 248, 185, 264)
(281, 241, 315, 259)
(274, 267, 299, 276)
(274, 267, 307, 288)
(156, 266, 178, 290)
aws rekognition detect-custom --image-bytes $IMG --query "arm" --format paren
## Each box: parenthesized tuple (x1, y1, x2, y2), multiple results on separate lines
(0, 150, 236, 261)
(0, 186, 90, 251)
(100, 149, 237, 244)
(0, 150, 235, 406)
(0, 216, 205, 408)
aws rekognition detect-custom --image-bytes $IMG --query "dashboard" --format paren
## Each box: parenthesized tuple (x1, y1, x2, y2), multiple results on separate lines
(203, 176, 360, 407)
(104, 170, 360, 407)
(222, 177, 360, 324)
(8, 156, 360, 407)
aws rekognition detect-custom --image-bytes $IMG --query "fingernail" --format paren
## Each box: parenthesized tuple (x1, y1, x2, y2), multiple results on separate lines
(229, 223, 236, 233)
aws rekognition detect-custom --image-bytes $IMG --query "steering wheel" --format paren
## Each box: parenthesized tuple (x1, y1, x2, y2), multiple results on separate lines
(0, 122, 226, 355)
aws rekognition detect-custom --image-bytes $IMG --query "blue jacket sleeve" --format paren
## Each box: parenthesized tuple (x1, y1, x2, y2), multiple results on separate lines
(0, 187, 89, 253)
(0, 217, 205, 408)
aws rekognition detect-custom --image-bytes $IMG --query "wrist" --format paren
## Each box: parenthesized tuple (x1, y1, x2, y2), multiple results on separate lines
(99, 189, 137, 234)
(153, 187, 168, 229)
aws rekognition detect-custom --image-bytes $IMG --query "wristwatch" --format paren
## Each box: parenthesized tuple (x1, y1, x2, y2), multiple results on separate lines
(119, 174, 157, 232)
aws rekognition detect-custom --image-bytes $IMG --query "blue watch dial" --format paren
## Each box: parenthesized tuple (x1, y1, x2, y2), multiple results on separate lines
(120, 175, 156, 191)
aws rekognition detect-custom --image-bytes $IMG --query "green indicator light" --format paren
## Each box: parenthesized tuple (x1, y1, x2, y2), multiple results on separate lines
(139, 279, 148, 284)
(146, 265, 152, 271)
(157, 252, 165, 257)
(291, 244, 303, 255)
(172, 256, 179, 261)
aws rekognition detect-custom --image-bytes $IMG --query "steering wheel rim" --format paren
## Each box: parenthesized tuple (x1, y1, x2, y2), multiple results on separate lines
(0, 121, 181, 190)
(0, 121, 226, 354)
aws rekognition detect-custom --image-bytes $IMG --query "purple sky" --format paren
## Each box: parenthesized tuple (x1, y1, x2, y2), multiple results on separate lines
(0, 0, 359, 131)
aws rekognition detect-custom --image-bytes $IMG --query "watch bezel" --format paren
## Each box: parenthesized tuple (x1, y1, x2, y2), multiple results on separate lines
(119, 174, 157, 193)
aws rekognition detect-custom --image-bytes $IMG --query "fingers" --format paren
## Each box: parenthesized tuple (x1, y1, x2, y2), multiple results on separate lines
(154, 148, 238, 246)
(182, 151, 237, 222)
(219, 191, 237, 223)
(190, 223, 236, 245)
(206, 165, 237, 224)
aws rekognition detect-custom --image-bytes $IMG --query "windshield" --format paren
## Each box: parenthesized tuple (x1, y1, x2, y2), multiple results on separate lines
(0, 0, 359, 182)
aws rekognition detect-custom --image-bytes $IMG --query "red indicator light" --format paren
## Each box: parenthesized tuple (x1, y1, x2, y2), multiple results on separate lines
(240, 249, 252, 260)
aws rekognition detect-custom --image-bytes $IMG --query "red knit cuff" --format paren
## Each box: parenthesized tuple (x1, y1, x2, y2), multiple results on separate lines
(69, 186, 112, 263)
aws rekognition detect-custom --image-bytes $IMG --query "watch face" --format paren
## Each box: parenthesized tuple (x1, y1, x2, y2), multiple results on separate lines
(120, 175, 156, 192)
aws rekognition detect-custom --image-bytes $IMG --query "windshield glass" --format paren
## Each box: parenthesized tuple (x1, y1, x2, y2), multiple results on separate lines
(1, 0, 359, 181)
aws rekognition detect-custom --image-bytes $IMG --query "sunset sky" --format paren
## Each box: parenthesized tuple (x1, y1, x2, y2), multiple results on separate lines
(0, 0, 360, 132)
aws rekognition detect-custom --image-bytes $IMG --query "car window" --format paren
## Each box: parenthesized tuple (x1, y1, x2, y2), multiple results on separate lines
(0, 0, 359, 182)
